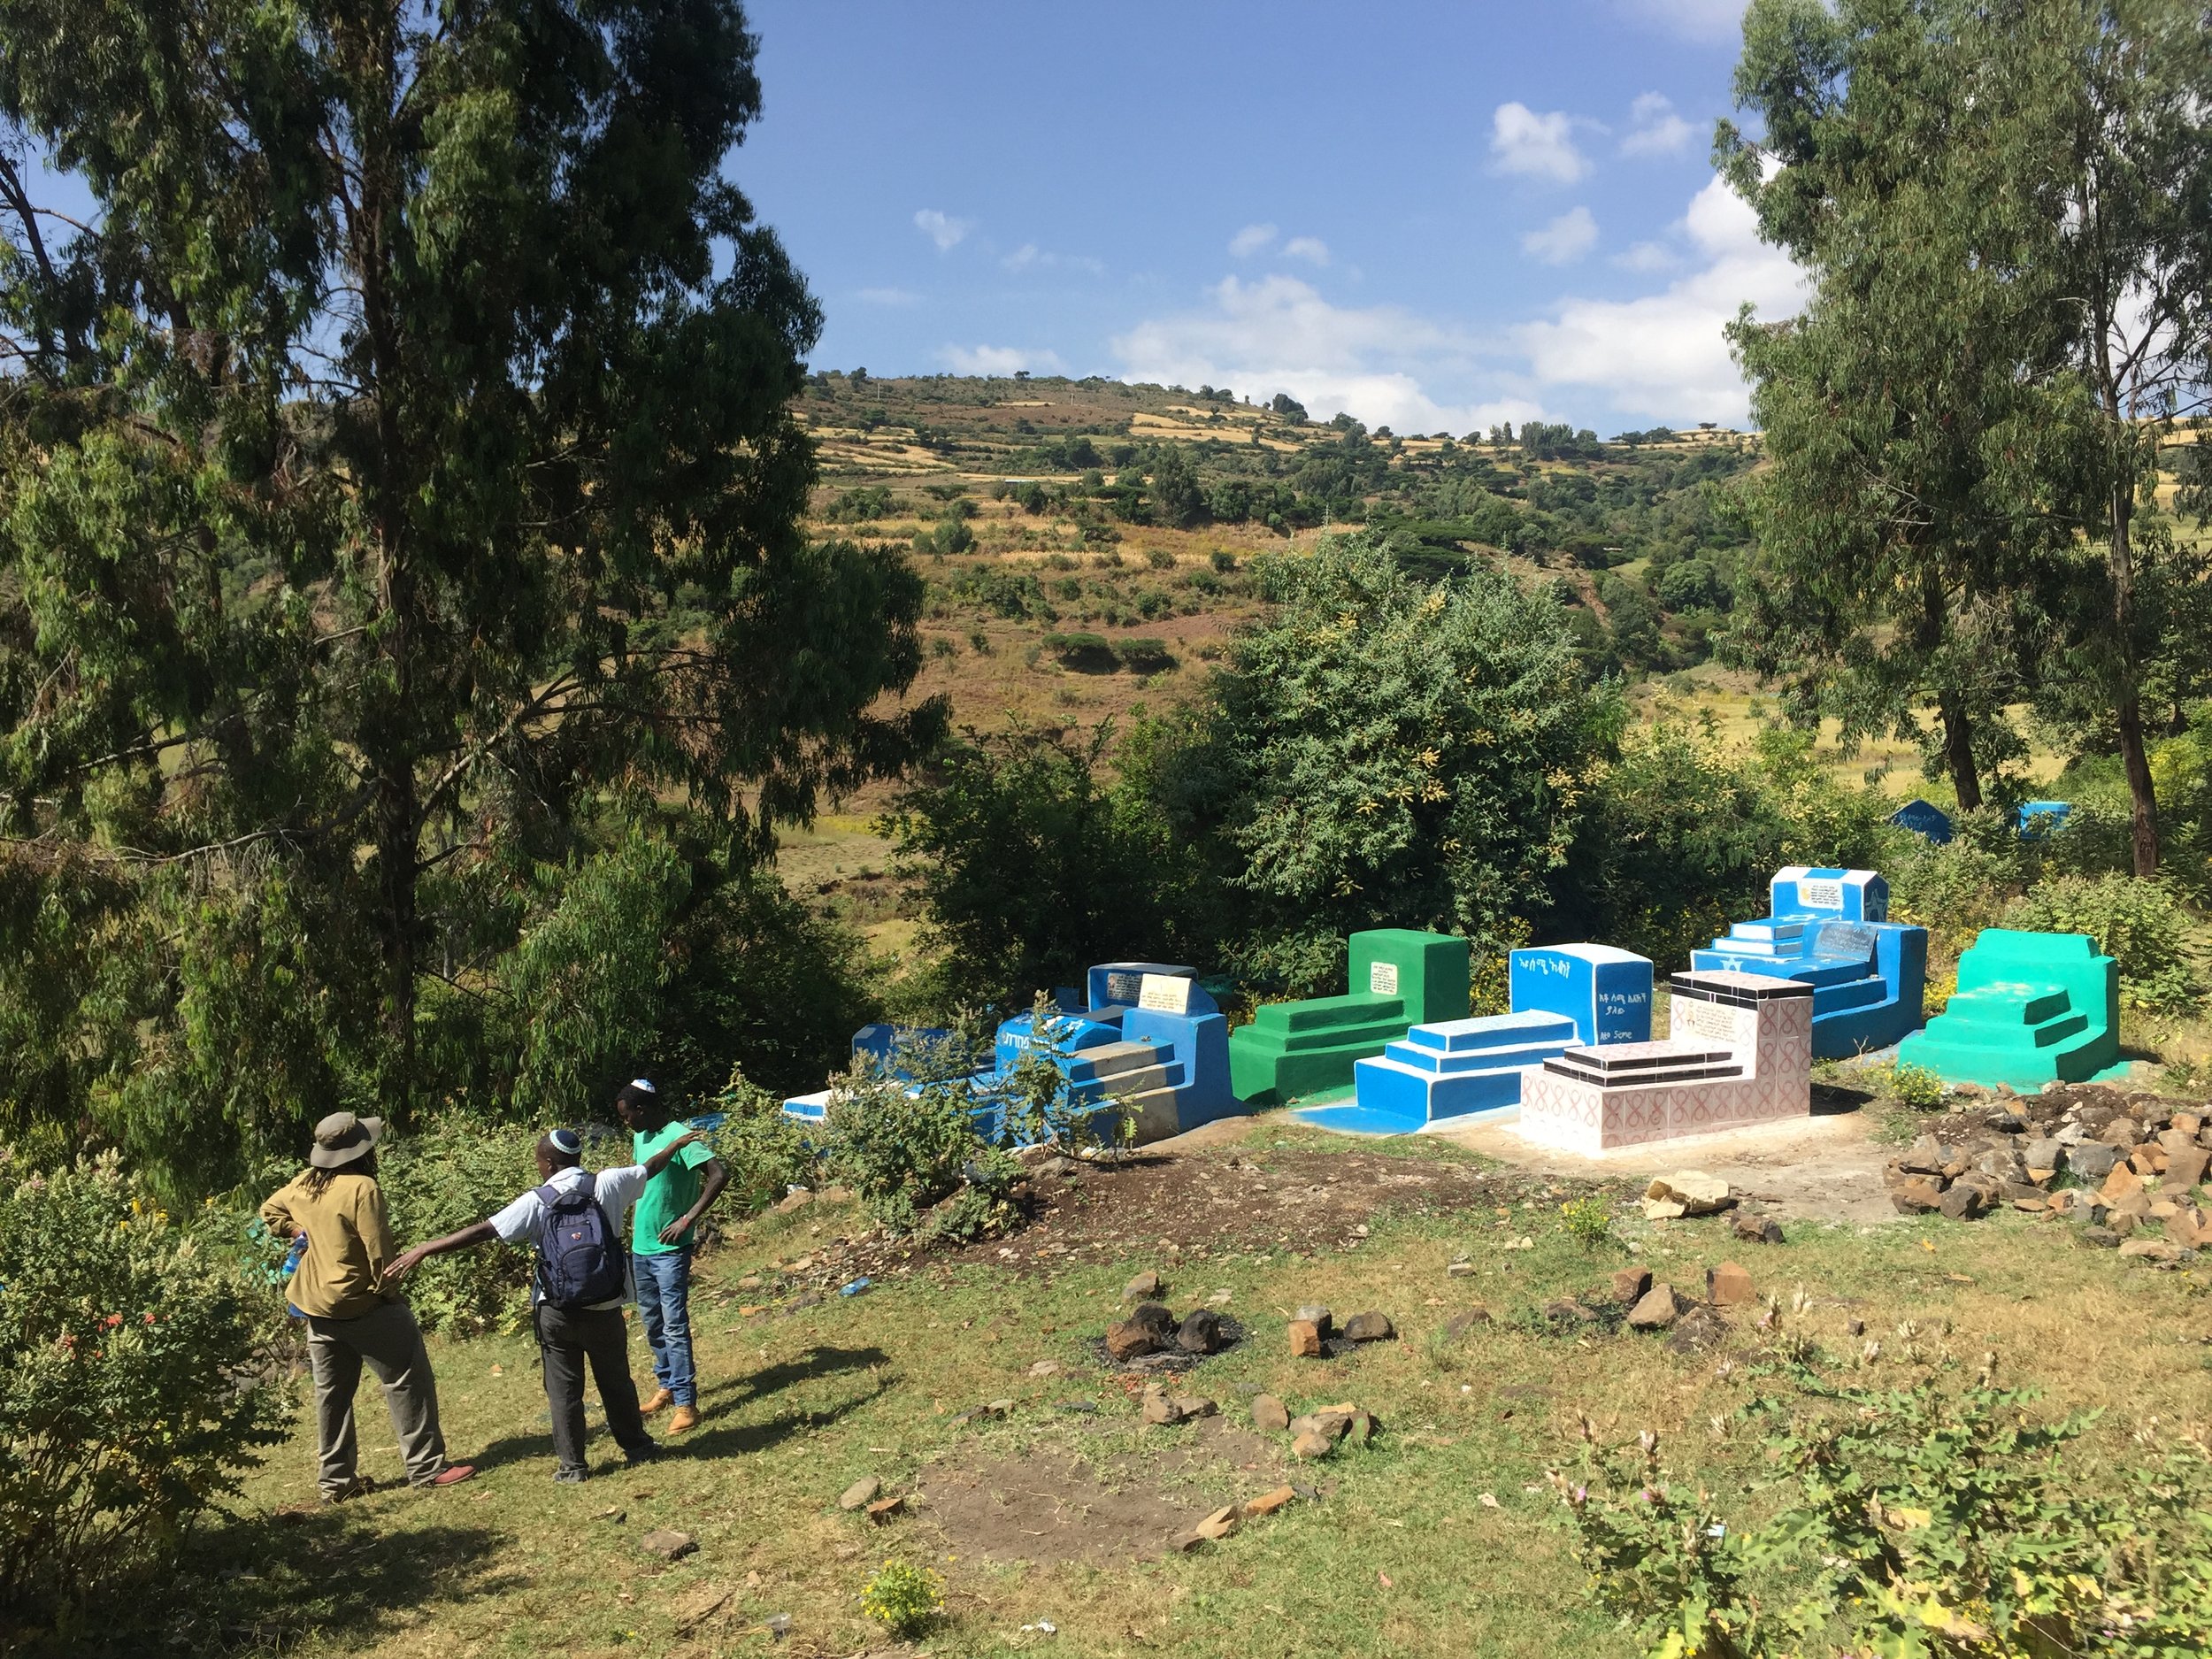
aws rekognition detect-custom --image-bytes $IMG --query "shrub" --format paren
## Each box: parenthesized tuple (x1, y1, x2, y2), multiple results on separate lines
(1886, 1061, 1945, 1110)
(377, 1116, 547, 1335)
(1558, 1193, 1614, 1250)
(0, 1149, 292, 1622)
(1043, 631, 1117, 671)
(695, 1069, 816, 1217)
(860, 1559, 945, 1638)
(818, 1035, 992, 1236)
(1887, 832, 2024, 958)
(1112, 637, 1175, 672)
(2003, 872, 2202, 1011)
(1554, 1356, 2212, 1658)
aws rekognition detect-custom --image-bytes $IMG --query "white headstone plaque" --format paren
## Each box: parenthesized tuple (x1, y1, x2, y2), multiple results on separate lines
(1137, 973, 1194, 1014)
(1799, 878, 1844, 910)
(1369, 961, 1400, 995)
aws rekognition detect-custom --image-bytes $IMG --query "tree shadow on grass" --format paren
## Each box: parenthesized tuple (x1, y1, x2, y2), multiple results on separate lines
(702, 1342, 892, 1409)
(24, 1512, 517, 1657)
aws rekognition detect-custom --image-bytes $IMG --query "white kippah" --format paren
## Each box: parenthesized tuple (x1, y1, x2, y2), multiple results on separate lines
(630, 1078, 657, 1094)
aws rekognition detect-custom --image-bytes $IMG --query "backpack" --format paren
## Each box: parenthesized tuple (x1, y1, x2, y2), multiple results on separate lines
(531, 1180, 626, 1310)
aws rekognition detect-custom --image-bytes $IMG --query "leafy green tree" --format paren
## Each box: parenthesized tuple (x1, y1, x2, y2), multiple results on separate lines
(1268, 392, 1309, 423)
(1148, 443, 1207, 529)
(0, 1, 940, 1181)
(886, 723, 1186, 1014)
(1183, 533, 1619, 991)
(1723, 0, 2212, 866)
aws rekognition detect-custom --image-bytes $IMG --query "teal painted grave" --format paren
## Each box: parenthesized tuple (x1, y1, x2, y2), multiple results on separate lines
(1896, 928, 2126, 1089)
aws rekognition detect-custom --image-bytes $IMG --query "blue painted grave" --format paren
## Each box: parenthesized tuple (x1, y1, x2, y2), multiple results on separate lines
(1690, 866, 1927, 1057)
(1297, 943, 1655, 1135)
(2016, 800, 2072, 840)
(1889, 799, 1955, 844)
(979, 968, 1239, 1143)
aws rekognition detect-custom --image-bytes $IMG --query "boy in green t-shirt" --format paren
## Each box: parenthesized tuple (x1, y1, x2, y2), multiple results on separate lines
(615, 1079, 726, 1434)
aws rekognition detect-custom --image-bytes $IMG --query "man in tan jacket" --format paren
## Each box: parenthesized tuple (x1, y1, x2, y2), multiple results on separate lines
(261, 1113, 476, 1502)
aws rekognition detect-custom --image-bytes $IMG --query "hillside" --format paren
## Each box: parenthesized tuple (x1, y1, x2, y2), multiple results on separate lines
(795, 373, 1762, 740)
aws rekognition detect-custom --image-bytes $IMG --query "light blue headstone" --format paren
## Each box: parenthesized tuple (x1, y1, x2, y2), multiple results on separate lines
(1692, 866, 1926, 1058)
(1509, 943, 1654, 1046)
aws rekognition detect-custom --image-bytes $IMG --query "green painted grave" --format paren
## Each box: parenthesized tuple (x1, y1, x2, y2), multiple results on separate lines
(1895, 928, 2128, 1089)
(1228, 928, 1470, 1105)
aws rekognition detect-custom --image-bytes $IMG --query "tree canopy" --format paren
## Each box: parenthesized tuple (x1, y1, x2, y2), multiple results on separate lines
(0, 0, 940, 1187)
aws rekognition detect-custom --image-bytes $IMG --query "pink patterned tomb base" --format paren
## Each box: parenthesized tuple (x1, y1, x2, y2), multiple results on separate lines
(1516, 971, 1814, 1154)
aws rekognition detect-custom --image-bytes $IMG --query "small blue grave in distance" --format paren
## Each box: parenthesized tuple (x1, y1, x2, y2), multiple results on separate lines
(1297, 942, 1655, 1136)
(1691, 866, 1928, 1058)
(2016, 800, 2072, 840)
(1889, 799, 1955, 845)
(782, 1022, 954, 1122)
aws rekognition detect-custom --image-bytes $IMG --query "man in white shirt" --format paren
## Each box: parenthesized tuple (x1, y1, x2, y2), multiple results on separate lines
(386, 1125, 702, 1483)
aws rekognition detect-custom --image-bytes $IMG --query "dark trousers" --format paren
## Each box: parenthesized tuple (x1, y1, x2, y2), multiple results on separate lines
(536, 1302, 653, 1476)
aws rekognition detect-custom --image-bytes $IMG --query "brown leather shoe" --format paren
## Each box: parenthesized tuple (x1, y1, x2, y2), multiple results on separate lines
(429, 1463, 477, 1488)
(640, 1386, 675, 1416)
(666, 1404, 701, 1434)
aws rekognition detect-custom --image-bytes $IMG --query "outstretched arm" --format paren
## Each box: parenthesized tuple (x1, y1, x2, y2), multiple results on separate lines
(384, 1219, 498, 1286)
(641, 1129, 705, 1179)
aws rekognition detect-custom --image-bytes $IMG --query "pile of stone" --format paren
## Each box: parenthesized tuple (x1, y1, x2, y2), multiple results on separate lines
(1882, 1083, 2209, 1256)
(1248, 1391, 1379, 1460)
(1102, 1273, 1240, 1371)
(1286, 1304, 1394, 1359)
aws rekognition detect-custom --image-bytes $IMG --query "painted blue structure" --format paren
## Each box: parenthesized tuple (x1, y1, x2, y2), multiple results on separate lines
(1889, 799, 1955, 844)
(1297, 943, 1655, 1136)
(2016, 800, 2072, 839)
(981, 967, 1238, 1142)
(1691, 866, 1928, 1058)
(784, 964, 1241, 1146)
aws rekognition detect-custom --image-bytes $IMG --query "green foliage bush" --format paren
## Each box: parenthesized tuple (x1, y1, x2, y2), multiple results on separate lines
(1886, 831, 2025, 957)
(696, 1071, 816, 1218)
(0, 1150, 292, 1622)
(2002, 873, 2202, 1012)
(375, 1118, 549, 1336)
(860, 1559, 945, 1638)
(818, 1042, 993, 1237)
(1555, 1357, 2212, 1657)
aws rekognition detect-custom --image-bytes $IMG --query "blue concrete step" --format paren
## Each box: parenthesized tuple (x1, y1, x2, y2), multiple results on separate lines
(1399, 1011, 1578, 1056)
(1377, 1036, 1581, 1077)
(1812, 976, 1886, 1013)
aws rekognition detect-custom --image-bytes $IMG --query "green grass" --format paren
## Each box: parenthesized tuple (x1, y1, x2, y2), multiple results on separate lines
(94, 1126, 2212, 1658)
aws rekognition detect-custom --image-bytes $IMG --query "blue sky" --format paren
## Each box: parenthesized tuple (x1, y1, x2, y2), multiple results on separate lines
(737, 0, 1801, 434)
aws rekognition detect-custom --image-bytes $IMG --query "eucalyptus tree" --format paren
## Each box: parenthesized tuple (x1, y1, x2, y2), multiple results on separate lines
(1722, 0, 2212, 866)
(0, 1, 938, 1179)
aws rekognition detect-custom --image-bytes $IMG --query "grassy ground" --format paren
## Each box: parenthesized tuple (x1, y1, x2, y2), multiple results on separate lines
(108, 1122, 2212, 1659)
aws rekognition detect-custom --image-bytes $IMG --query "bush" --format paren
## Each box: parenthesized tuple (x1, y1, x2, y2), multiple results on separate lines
(1887, 832, 2024, 958)
(377, 1117, 548, 1335)
(1558, 1193, 1614, 1250)
(1112, 637, 1175, 672)
(2003, 872, 2202, 1012)
(0, 1150, 292, 1622)
(695, 1069, 817, 1217)
(818, 1042, 991, 1236)
(1043, 631, 1117, 671)
(1555, 1356, 2212, 1657)
(860, 1559, 945, 1638)
(1887, 1061, 1945, 1110)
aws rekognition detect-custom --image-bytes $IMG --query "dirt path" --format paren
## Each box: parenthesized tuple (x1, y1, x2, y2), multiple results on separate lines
(1432, 1100, 1903, 1225)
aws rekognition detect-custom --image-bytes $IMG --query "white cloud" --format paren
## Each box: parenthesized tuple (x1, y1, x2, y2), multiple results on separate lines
(856, 286, 921, 306)
(1517, 174, 1806, 421)
(1620, 0, 1746, 42)
(1521, 207, 1599, 265)
(1615, 240, 1678, 273)
(913, 209, 973, 251)
(1282, 235, 1331, 265)
(941, 343, 1065, 375)
(1004, 243, 1105, 275)
(1621, 92, 1698, 157)
(1489, 103, 1591, 184)
(1229, 222, 1279, 257)
(1111, 273, 1538, 434)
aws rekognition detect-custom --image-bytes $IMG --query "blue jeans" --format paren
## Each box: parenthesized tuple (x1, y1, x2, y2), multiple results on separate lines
(633, 1247, 696, 1407)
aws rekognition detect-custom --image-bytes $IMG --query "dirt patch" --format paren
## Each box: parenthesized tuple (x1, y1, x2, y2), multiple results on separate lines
(918, 1448, 1228, 1567)
(818, 1138, 1584, 1291)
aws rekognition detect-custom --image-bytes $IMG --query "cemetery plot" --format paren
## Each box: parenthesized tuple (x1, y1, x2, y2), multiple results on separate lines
(1228, 930, 1471, 1106)
(1898, 928, 2130, 1089)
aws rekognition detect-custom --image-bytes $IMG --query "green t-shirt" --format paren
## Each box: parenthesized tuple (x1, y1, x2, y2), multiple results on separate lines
(632, 1121, 714, 1256)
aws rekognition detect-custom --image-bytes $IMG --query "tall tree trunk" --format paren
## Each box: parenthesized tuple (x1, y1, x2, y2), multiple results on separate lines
(1936, 690, 1983, 810)
(2108, 483, 2159, 876)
